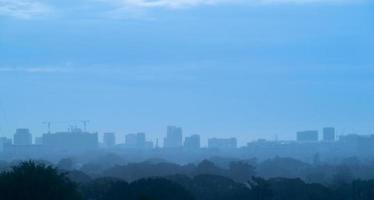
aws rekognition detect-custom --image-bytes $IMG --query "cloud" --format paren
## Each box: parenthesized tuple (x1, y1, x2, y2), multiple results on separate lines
(103, 0, 364, 9)
(90, 0, 368, 20)
(0, 0, 52, 19)
(258, 0, 364, 5)
(0, 0, 364, 20)
(117, 0, 228, 8)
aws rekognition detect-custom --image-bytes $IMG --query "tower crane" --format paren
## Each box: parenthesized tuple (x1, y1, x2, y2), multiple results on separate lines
(42, 120, 91, 133)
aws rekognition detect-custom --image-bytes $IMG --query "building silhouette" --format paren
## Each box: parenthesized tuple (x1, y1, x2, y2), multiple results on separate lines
(42, 128, 98, 151)
(323, 127, 335, 141)
(103, 132, 116, 147)
(208, 137, 237, 149)
(297, 130, 319, 142)
(5, 129, 42, 155)
(13, 128, 32, 145)
(125, 132, 146, 148)
(184, 134, 200, 149)
(164, 126, 183, 148)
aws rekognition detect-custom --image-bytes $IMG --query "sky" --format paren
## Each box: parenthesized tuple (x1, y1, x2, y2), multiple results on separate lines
(0, 0, 373, 145)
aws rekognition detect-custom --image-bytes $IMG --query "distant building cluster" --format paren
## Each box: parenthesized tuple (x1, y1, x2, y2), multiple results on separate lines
(2, 125, 372, 160)
(125, 132, 153, 149)
(296, 127, 336, 142)
(184, 135, 200, 149)
(42, 128, 98, 151)
(0, 124, 244, 155)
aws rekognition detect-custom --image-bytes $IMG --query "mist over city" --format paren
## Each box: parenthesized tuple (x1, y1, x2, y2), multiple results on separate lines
(1, 0, 374, 199)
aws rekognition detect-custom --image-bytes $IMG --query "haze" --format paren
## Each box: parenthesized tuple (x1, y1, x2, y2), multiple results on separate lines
(0, 0, 373, 144)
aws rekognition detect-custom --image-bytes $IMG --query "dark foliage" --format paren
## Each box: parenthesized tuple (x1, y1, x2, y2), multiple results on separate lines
(129, 178, 194, 200)
(101, 159, 255, 183)
(4, 159, 374, 200)
(0, 161, 82, 200)
(81, 177, 194, 200)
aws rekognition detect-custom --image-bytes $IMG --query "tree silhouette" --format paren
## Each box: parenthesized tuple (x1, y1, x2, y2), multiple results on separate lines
(229, 161, 256, 183)
(0, 161, 81, 200)
(249, 177, 273, 200)
(57, 158, 74, 171)
(129, 178, 194, 200)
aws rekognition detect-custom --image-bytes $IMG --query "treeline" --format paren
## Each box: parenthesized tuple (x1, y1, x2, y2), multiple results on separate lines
(2, 155, 374, 185)
(1, 161, 374, 200)
(63, 155, 374, 185)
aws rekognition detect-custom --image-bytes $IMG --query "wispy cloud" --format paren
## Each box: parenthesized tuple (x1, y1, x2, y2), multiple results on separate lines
(115, 0, 228, 8)
(95, 0, 364, 19)
(0, 0, 52, 19)
(258, 0, 364, 5)
(103, 0, 364, 9)
(0, 0, 364, 20)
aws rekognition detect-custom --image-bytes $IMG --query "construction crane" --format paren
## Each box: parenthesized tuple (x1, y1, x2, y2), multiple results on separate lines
(42, 120, 91, 133)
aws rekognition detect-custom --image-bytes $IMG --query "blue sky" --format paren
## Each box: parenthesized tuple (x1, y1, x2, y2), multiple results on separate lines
(0, 0, 373, 145)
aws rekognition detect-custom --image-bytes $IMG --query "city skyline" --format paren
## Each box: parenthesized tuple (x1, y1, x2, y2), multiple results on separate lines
(0, 120, 373, 145)
(0, 124, 360, 147)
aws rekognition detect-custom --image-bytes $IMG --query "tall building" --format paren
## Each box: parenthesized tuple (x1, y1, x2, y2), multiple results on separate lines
(13, 128, 32, 145)
(103, 132, 116, 147)
(137, 132, 146, 146)
(297, 130, 319, 142)
(323, 127, 335, 141)
(163, 126, 183, 148)
(208, 138, 237, 149)
(125, 132, 146, 148)
(42, 128, 98, 151)
(184, 135, 200, 149)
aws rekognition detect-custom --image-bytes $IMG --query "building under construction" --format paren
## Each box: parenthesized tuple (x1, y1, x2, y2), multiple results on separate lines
(42, 127, 98, 152)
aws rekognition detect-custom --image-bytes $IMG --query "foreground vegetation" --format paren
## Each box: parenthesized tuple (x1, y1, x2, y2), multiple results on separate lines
(1, 160, 374, 200)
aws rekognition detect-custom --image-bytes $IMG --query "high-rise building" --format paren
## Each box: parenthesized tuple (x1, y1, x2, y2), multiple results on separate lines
(184, 135, 200, 149)
(163, 126, 183, 148)
(103, 132, 116, 147)
(125, 134, 137, 147)
(137, 132, 146, 147)
(296, 130, 319, 142)
(323, 127, 335, 141)
(125, 132, 146, 148)
(208, 138, 237, 149)
(13, 128, 32, 145)
(42, 128, 98, 151)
